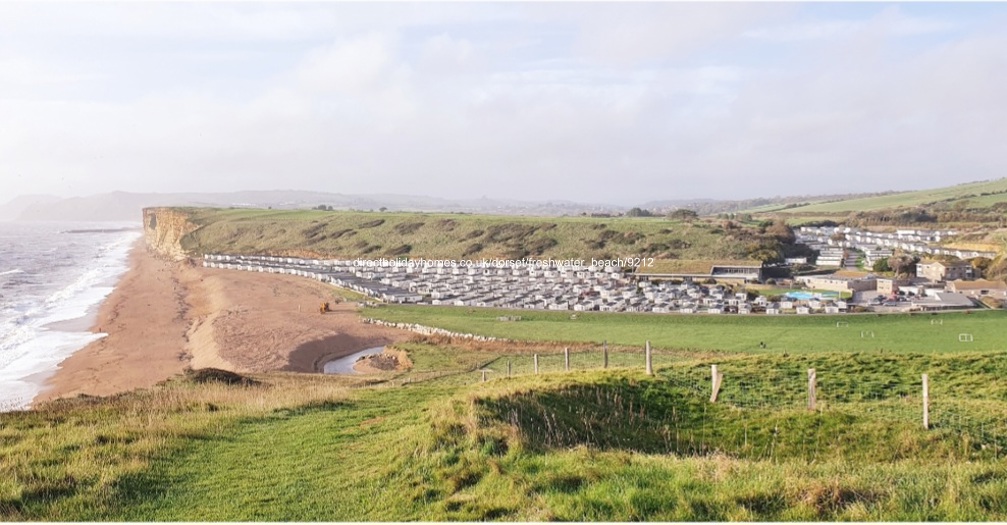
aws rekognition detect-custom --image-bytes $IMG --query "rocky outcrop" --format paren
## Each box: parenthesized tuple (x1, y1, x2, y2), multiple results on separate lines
(143, 208, 199, 260)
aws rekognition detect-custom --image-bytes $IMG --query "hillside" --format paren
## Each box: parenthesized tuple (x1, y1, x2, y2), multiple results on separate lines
(776, 178, 1007, 214)
(7, 335, 1007, 520)
(156, 207, 786, 263)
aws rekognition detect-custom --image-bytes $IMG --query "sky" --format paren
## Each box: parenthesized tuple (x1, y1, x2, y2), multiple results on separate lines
(1, 2, 1006, 206)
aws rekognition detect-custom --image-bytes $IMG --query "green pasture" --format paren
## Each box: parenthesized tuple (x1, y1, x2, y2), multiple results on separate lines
(9, 344, 1007, 521)
(176, 207, 755, 262)
(1, 344, 1007, 519)
(365, 306, 1007, 354)
(782, 178, 1007, 214)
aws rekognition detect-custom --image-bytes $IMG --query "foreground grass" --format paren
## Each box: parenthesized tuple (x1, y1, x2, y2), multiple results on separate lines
(0, 373, 357, 519)
(6, 344, 1007, 520)
(367, 306, 1007, 354)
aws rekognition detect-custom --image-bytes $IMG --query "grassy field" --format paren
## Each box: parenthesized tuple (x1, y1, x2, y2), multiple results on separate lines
(364, 306, 1007, 354)
(174, 207, 760, 262)
(779, 178, 1007, 214)
(6, 341, 1007, 520)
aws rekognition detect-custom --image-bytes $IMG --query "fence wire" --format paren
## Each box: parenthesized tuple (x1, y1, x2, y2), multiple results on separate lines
(470, 347, 1007, 461)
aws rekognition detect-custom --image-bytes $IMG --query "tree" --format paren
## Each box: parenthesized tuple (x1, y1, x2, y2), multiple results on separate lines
(985, 256, 1007, 280)
(872, 258, 891, 273)
(888, 254, 919, 278)
(971, 257, 993, 278)
(767, 220, 796, 244)
(667, 209, 699, 221)
(626, 207, 653, 217)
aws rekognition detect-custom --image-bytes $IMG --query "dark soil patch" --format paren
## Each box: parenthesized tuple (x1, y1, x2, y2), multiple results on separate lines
(462, 243, 484, 257)
(392, 222, 425, 235)
(330, 228, 357, 240)
(484, 223, 539, 243)
(436, 219, 458, 231)
(386, 244, 412, 256)
(461, 229, 485, 241)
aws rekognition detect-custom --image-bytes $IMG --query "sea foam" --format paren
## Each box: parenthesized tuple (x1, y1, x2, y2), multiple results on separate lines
(0, 225, 140, 410)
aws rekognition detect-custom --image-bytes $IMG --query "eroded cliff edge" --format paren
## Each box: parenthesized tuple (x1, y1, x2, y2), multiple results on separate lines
(143, 207, 200, 260)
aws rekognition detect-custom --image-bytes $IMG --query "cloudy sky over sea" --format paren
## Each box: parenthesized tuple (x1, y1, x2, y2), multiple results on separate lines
(1, 2, 1005, 204)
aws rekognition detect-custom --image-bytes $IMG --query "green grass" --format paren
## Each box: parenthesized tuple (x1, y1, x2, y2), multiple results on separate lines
(781, 178, 1007, 214)
(170, 207, 758, 262)
(8, 343, 1007, 520)
(365, 306, 1007, 354)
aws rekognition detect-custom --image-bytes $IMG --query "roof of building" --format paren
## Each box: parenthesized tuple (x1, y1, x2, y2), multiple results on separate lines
(832, 270, 873, 279)
(913, 293, 975, 308)
(636, 259, 764, 275)
(949, 279, 1007, 291)
(918, 259, 971, 268)
(799, 272, 875, 282)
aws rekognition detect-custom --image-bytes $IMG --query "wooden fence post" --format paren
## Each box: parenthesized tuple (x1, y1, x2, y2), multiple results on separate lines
(533, 354, 539, 374)
(710, 364, 723, 403)
(922, 373, 930, 430)
(508, 360, 512, 378)
(481, 370, 488, 382)
(564, 347, 570, 371)
(645, 340, 653, 376)
(603, 340, 609, 369)
(808, 368, 817, 411)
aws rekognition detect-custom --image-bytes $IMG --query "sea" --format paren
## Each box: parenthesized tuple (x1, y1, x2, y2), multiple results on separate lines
(0, 221, 141, 411)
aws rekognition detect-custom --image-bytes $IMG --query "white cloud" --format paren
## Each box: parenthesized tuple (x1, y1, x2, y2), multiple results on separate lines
(744, 6, 956, 42)
(296, 34, 396, 96)
(1, 3, 1005, 204)
(561, 3, 791, 65)
(419, 34, 478, 75)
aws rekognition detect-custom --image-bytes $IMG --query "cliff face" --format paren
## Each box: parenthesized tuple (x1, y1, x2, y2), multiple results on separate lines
(144, 208, 199, 260)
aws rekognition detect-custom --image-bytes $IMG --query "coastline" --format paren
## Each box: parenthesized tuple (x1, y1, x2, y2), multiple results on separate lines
(34, 240, 190, 402)
(34, 244, 410, 405)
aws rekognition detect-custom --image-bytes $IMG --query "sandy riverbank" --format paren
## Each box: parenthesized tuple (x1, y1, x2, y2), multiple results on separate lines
(35, 243, 409, 404)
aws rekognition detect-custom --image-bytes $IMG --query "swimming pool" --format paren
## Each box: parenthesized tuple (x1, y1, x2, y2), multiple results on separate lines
(784, 291, 840, 300)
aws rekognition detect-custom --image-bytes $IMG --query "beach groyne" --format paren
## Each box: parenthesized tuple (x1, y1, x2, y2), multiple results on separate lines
(144, 208, 199, 260)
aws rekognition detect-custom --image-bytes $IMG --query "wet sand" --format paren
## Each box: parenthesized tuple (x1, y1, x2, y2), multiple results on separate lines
(35, 244, 409, 404)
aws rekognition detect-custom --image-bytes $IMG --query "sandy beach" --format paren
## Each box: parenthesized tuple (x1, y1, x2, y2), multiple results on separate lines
(35, 243, 409, 403)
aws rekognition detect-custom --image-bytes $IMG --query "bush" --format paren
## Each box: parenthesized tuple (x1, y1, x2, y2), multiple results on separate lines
(980, 296, 1005, 309)
(185, 368, 259, 386)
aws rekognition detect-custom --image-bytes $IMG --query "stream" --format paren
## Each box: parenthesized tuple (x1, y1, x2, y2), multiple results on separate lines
(322, 346, 385, 374)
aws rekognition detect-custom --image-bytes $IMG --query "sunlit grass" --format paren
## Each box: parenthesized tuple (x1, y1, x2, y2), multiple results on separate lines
(7, 344, 1007, 520)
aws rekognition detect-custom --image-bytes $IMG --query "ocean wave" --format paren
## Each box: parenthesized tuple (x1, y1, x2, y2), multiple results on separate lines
(0, 229, 140, 409)
(0, 269, 23, 277)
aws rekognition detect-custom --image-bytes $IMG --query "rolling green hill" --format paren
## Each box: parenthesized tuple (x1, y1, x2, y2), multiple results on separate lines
(172, 207, 770, 262)
(778, 178, 1007, 214)
(8, 339, 1007, 520)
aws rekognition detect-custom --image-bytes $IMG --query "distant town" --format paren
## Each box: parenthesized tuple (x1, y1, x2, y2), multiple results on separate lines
(202, 225, 1005, 314)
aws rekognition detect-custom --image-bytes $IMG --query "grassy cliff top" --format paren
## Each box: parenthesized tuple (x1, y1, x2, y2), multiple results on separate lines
(171, 207, 763, 262)
(776, 178, 1007, 214)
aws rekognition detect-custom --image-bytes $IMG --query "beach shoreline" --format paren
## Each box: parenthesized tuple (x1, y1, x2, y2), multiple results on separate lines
(34, 244, 410, 405)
